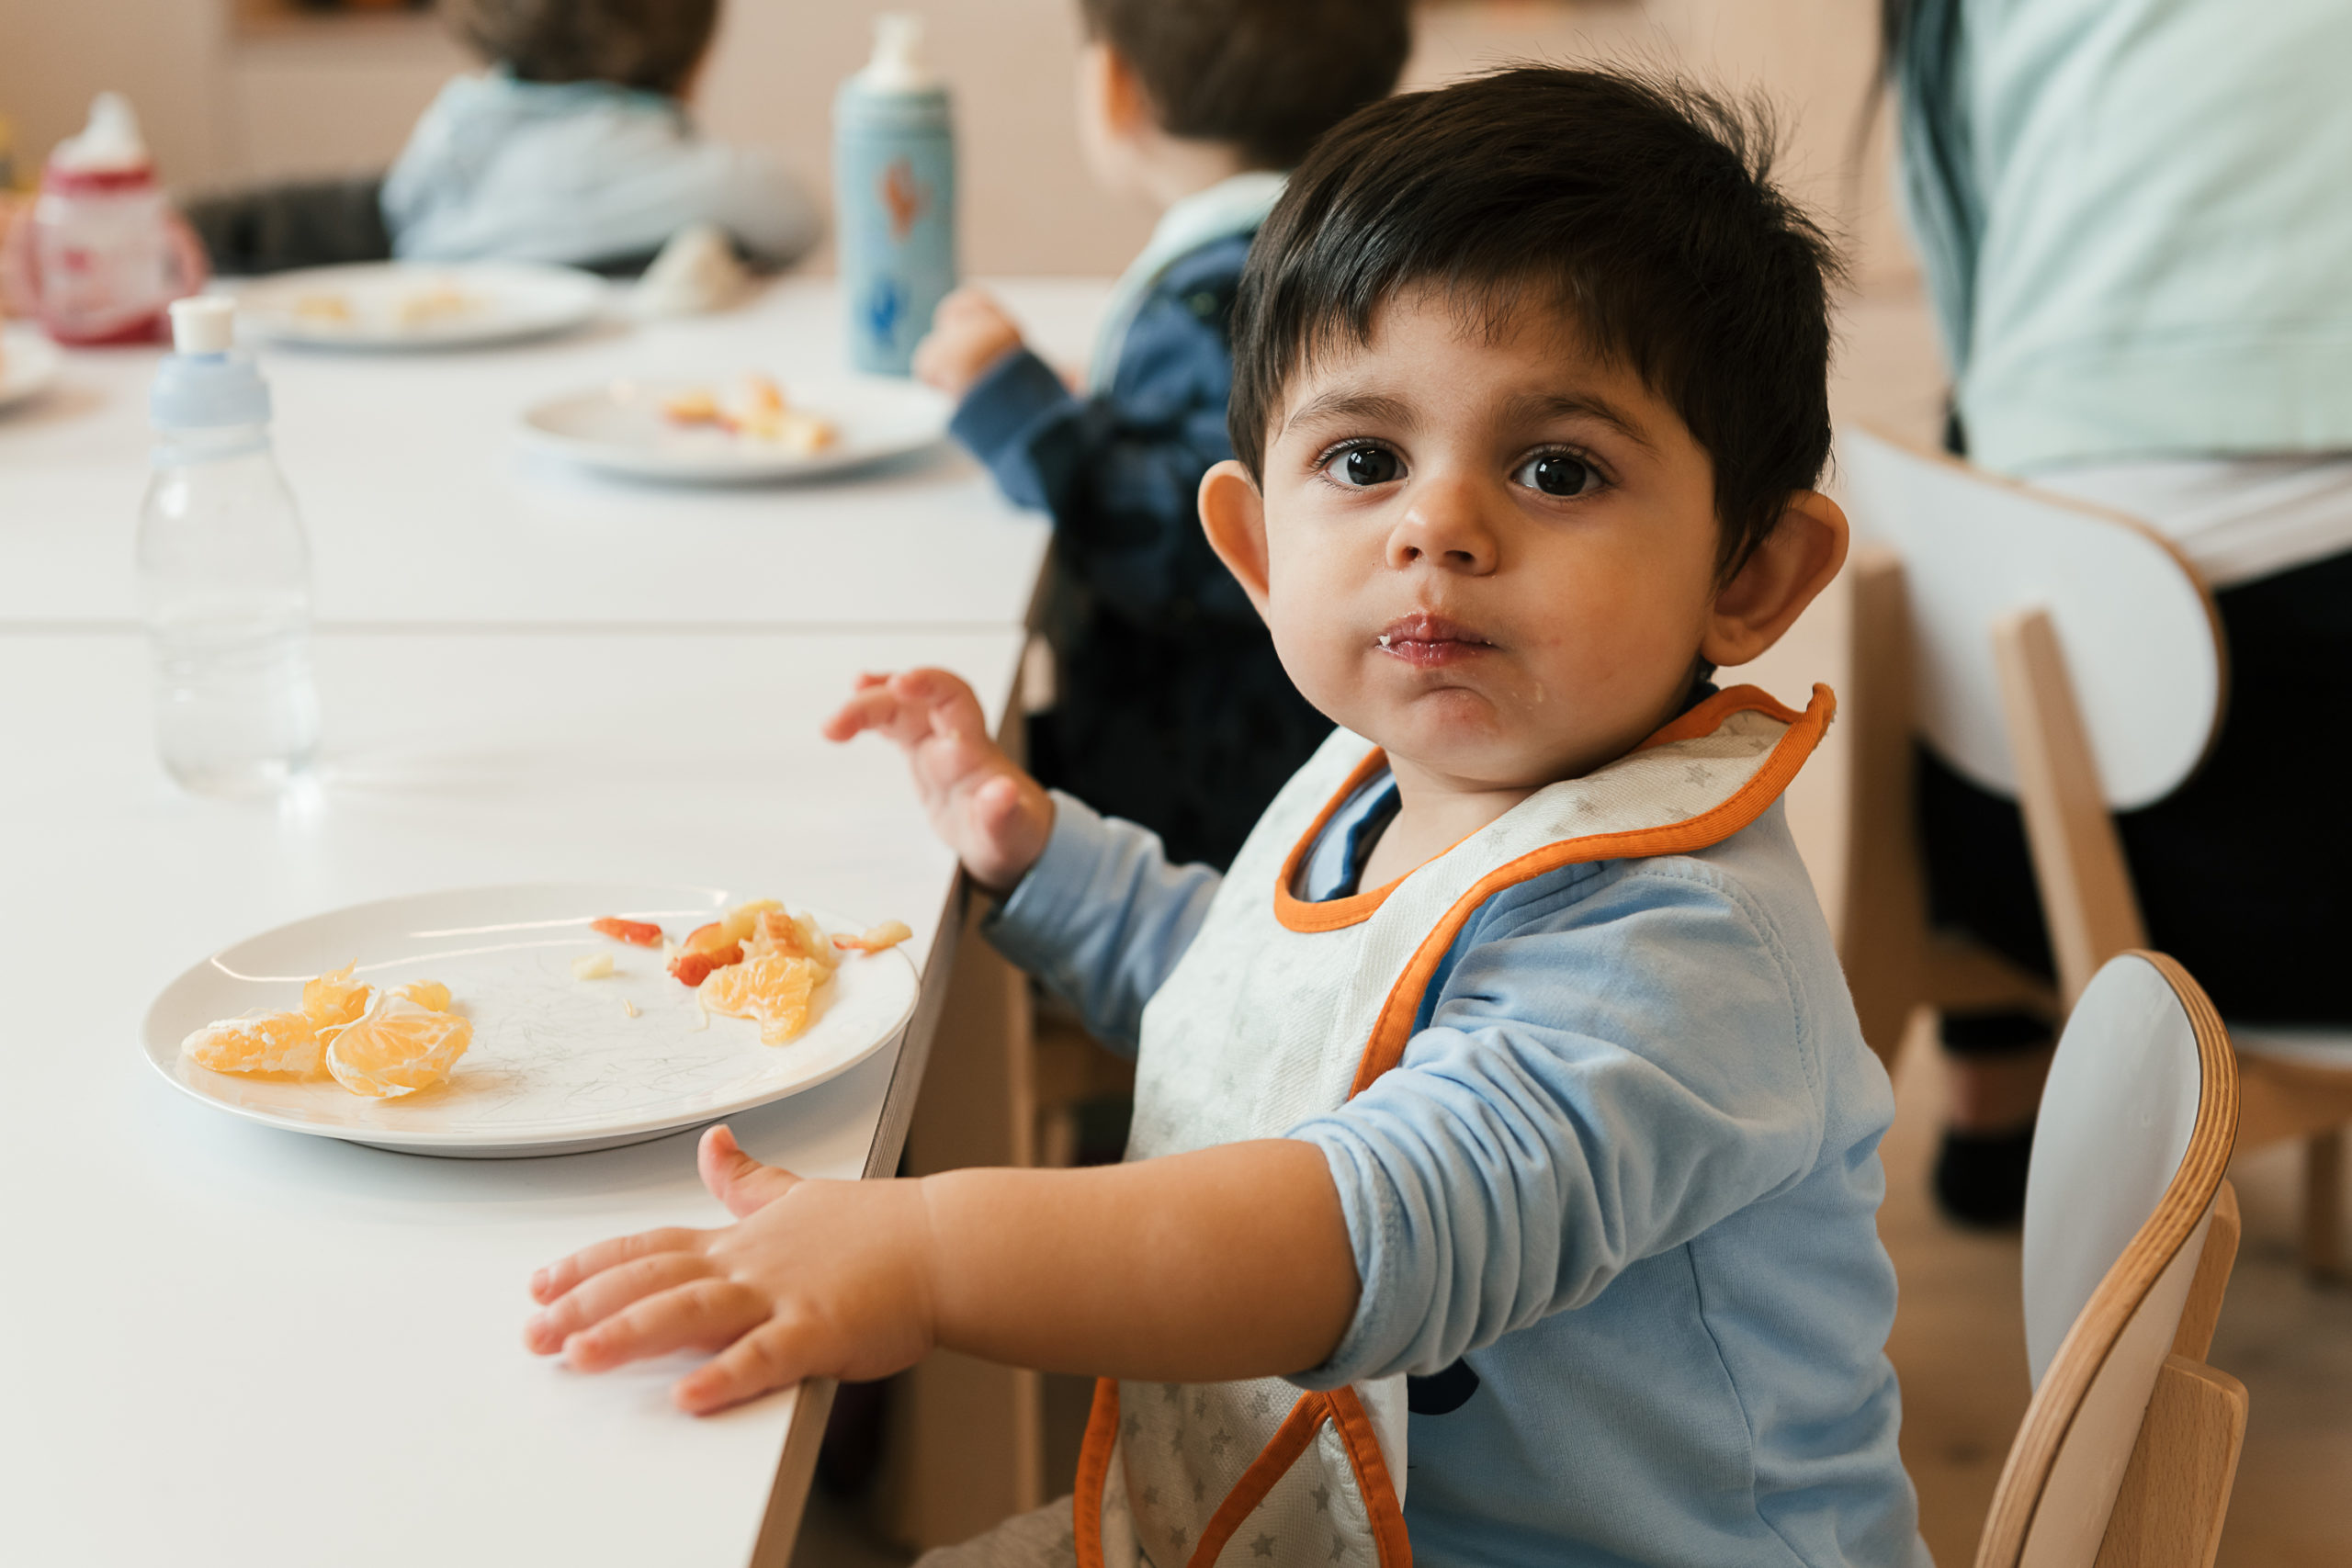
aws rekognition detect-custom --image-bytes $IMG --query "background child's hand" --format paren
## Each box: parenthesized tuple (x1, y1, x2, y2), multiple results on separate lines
(524, 1126, 937, 1415)
(822, 668, 1055, 894)
(912, 287, 1025, 398)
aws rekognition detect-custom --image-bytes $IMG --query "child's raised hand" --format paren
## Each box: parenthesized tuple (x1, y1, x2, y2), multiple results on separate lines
(822, 668, 1055, 893)
(911, 287, 1025, 398)
(524, 1126, 937, 1415)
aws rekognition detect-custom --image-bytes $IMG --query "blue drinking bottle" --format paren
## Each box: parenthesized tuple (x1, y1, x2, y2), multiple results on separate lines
(834, 15, 957, 375)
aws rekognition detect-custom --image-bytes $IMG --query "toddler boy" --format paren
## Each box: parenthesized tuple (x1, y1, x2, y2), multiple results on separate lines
(914, 0, 1412, 869)
(528, 67, 1926, 1568)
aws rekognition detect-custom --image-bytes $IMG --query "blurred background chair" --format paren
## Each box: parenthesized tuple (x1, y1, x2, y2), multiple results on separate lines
(1836, 426, 2352, 1272)
(1975, 950, 2244, 1568)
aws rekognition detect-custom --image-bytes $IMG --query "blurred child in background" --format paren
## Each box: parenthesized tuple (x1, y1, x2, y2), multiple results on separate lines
(914, 0, 1413, 870)
(192, 0, 816, 277)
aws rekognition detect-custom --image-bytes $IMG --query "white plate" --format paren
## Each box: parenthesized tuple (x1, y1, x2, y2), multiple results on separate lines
(236, 262, 606, 350)
(0, 324, 62, 412)
(141, 883, 920, 1158)
(521, 374, 950, 483)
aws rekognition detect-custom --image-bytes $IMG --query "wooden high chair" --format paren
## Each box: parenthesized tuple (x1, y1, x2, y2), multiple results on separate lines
(1835, 426, 2352, 1272)
(1975, 951, 2245, 1568)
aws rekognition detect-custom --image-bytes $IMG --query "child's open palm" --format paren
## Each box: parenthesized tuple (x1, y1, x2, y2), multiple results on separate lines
(822, 668, 1054, 892)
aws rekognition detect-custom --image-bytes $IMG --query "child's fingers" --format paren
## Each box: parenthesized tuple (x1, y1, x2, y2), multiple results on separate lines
(697, 1124, 799, 1218)
(562, 1278, 768, 1373)
(820, 685, 903, 743)
(529, 1225, 702, 1306)
(526, 1250, 713, 1355)
(672, 1316, 816, 1415)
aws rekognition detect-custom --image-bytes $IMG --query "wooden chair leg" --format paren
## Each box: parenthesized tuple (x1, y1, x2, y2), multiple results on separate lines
(2302, 1130, 2344, 1280)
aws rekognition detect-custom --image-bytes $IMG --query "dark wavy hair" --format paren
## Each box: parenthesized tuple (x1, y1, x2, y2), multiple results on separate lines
(1228, 66, 1843, 578)
(1077, 0, 1412, 170)
(444, 0, 717, 96)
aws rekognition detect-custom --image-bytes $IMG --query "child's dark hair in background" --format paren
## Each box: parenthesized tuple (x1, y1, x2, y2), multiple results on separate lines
(1230, 67, 1840, 579)
(940, 0, 1412, 871)
(445, 0, 716, 96)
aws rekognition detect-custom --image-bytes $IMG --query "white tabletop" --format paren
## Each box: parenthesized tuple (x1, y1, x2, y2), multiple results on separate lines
(0, 276, 1107, 629)
(0, 625, 1023, 1566)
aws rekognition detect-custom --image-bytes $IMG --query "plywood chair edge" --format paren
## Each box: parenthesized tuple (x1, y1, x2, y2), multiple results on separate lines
(1973, 951, 2239, 1568)
(1838, 422, 2233, 782)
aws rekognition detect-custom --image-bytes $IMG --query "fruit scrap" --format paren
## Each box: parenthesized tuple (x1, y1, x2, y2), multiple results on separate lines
(572, 953, 616, 981)
(183, 1010, 327, 1079)
(834, 920, 913, 954)
(668, 942, 742, 987)
(398, 979, 452, 1012)
(683, 921, 738, 954)
(301, 962, 372, 1033)
(591, 917, 663, 947)
(660, 389, 720, 424)
(326, 993, 472, 1099)
(701, 949, 821, 1045)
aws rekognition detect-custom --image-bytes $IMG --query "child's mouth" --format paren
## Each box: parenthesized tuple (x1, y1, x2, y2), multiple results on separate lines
(1375, 613, 1494, 668)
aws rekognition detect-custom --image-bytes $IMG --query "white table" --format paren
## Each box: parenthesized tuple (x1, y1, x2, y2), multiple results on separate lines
(0, 275, 1113, 1563)
(0, 276, 1104, 628)
(0, 626, 1024, 1567)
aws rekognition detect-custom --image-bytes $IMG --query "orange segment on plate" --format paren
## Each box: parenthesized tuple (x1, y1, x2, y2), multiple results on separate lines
(301, 962, 372, 1033)
(396, 979, 452, 1012)
(183, 1010, 326, 1078)
(325, 994, 473, 1099)
(702, 951, 822, 1044)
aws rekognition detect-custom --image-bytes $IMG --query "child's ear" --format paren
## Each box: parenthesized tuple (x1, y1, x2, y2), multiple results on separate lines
(1700, 490, 1849, 669)
(1199, 460, 1272, 619)
(1080, 39, 1152, 141)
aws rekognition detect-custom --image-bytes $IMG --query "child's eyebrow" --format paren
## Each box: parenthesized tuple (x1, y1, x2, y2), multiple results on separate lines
(1505, 391, 1658, 452)
(1281, 389, 1418, 438)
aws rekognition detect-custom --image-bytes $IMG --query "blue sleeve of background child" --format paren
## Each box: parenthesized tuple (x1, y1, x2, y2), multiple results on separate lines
(980, 792, 1221, 1056)
(1285, 858, 1829, 1385)
(947, 242, 1260, 632)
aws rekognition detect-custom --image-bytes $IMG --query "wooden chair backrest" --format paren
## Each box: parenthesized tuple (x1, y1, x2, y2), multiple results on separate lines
(1978, 952, 2241, 1568)
(1835, 427, 2224, 811)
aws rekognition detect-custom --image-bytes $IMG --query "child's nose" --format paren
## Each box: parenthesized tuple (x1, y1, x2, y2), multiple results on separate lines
(1387, 478, 1498, 573)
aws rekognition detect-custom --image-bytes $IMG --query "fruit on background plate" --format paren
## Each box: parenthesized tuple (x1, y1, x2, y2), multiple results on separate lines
(325, 993, 474, 1099)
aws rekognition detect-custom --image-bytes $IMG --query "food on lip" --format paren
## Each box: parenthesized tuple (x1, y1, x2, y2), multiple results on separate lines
(659, 376, 839, 456)
(572, 953, 616, 981)
(182, 967, 465, 1094)
(591, 917, 664, 947)
(833, 919, 913, 953)
(326, 992, 472, 1099)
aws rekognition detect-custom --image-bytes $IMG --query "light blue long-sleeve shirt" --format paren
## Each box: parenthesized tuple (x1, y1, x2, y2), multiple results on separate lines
(986, 788, 1924, 1568)
(1894, 0, 2352, 474)
(381, 72, 820, 267)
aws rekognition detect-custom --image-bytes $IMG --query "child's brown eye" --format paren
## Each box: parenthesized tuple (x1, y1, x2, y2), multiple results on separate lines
(1338, 446, 1402, 486)
(1514, 453, 1594, 496)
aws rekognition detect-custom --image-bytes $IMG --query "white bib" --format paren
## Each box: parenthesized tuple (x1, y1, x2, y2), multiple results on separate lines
(1075, 685, 1833, 1568)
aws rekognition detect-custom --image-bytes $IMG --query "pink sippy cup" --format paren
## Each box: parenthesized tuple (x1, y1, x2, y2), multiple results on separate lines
(1, 93, 208, 345)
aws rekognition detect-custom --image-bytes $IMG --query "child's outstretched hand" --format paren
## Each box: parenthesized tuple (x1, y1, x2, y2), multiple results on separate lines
(524, 1126, 936, 1415)
(822, 668, 1054, 893)
(911, 287, 1024, 398)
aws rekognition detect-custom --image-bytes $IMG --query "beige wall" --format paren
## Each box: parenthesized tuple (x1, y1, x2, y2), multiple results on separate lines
(0, 0, 1915, 283)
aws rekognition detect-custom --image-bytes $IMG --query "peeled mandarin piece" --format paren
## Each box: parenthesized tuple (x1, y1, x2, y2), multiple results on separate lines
(397, 980, 452, 1012)
(684, 922, 736, 954)
(718, 898, 782, 945)
(183, 1010, 326, 1078)
(834, 919, 912, 954)
(702, 951, 820, 1045)
(326, 995, 472, 1099)
(301, 963, 373, 1032)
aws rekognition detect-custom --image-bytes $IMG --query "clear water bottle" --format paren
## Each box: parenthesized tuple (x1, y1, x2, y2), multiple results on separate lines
(137, 297, 319, 797)
(833, 14, 957, 374)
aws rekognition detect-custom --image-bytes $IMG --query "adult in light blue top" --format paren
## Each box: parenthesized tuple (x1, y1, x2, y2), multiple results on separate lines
(987, 777, 1925, 1568)
(1889, 0, 2352, 1228)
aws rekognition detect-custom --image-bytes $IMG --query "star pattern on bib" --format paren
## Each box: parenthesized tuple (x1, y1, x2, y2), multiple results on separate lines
(1312, 1483, 1331, 1514)
(1251, 1533, 1278, 1558)
(1329, 1533, 1349, 1561)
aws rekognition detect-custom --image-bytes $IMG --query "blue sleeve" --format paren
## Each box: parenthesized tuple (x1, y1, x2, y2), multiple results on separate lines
(1286, 859, 1826, 1385)
(946, 262, 1258, 632)
(980, 792, 1222, 1056)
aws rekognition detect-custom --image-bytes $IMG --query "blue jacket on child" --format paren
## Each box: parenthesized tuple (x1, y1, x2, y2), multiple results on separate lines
(949, 220, 1330, 871)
